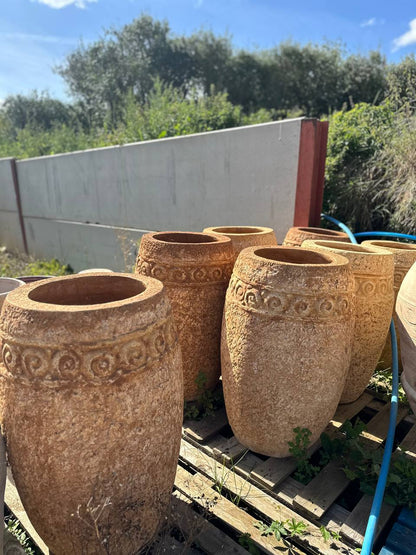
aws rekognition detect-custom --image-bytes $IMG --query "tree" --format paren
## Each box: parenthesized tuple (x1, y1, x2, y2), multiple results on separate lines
(2, 91, 74, 131)
(342, 52, 387, 107)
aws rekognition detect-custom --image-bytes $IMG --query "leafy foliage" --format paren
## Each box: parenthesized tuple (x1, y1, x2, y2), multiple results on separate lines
(0, 247, 71, 277)
(238, 533, 261, 554)
(255, 517, 308, 542)
(324, 102, 394, 232)
(183, 371, 224, 421)
(288, 427, 320, 484)
(288, 419, 416, 515)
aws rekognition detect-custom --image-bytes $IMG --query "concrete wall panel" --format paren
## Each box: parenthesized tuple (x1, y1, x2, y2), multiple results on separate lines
(16, 119, 302, 241)
(25, 219, 146, 272)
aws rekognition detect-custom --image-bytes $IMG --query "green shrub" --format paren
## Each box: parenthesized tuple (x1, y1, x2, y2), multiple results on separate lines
(324, 102, 395, 231)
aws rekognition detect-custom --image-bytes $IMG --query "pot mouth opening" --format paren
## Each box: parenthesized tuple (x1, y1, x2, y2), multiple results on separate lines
(210, 226, 266, 235)
(255, 247, 332, 265)
(298, 227, 345, 236)
(28, 275, 145, 306)
(0, 278, 24, 295)
(369, 241, 416, 251)
(154, 232, 218, 244)
(309, 241, 375, 254)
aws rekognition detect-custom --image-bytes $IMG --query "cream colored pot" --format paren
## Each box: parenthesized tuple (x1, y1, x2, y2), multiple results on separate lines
(303, 240, 394, 403)
(221, 246, 355, 457)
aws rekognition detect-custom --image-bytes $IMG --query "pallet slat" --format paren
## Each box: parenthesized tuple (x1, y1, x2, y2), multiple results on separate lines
(179, 440, 355, 555)
(175, 464, 304, 555)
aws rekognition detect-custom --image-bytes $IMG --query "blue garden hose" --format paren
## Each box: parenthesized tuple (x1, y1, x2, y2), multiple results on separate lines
(355, 231, 416, 242)
(321, 213, 400, 555)
(319, 213, 357, 244)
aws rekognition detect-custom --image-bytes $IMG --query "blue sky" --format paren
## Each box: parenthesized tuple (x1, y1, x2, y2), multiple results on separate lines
(1, 0, 416, 102)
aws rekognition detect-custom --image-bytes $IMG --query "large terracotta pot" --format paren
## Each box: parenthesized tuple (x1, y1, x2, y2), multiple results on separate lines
(203, 226, 277, 263)
(136, 231, 234, 401)
(0, 273, 183, 554)
(221, 246, 355, 457)
(362, 240, 416, 369)
(0, 278, 24, 312)
(396, 262, 416, 414)
(283, 226, 350, 247)
(303, 240, 394, 403)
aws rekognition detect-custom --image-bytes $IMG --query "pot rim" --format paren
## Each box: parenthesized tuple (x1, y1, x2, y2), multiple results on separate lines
(247, 245, 349, 267)
(150, 231, 230, 245)
(291, 226, 348, 237)
(302, 239, 393, 257)
(4, 272, 162, 313)
(362, 240, 416, 252)
(203, 225, 275, 236)
(0, 277, 25, 296)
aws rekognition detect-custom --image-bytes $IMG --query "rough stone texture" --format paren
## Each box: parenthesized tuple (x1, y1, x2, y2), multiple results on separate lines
(221, 246, 355, 457)
(0, 273, 183, 554)
(283, 226, 350, 247)
(203, 226, 277, 263)
(136, 232, 234, 401)
(303, 240, 394, 403)
(362, 240, 416, 369)
(396, 262, 416, 414)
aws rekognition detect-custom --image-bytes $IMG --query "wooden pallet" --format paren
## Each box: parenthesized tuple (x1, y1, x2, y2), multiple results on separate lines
(5, 389, 415, 554)
(180, 390, 416, 555)
(5, 468, 248, 555)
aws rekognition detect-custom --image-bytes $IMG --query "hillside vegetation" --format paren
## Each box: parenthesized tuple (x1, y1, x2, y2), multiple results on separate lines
(0, 15, 415, 233)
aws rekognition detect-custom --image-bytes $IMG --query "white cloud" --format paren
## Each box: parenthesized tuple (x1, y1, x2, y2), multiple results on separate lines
(32, 0, 97, 9)
(393, 18, 416, 51)
(361, 17, 376, 28)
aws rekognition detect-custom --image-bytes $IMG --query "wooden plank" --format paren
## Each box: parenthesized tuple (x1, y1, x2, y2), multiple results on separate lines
(180, 439, 355, 555)
(171, 493, 247, 554)
(361, 405, 408, 447)
(340, 494, 395, 547)
(399, 424, 416, 461)
(212, 435, 248, 464)
(293, 461, 348, 520)
(5, 468, 49, 554)
(175, 465, 304, 555)
(183, 408, 228, 443)
(251, 392, 372, 491)
(292, 404, 409, 521)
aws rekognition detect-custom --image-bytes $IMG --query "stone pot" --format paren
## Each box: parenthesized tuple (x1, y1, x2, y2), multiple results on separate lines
(16, 275, 54, 284)
(203, 226, 277, 263)
(136, 231, 234, 401)
(0, 278, 24, 312)
(396, 262, 416, 414)
(78, 268, 114, 274)
(362, 240, 416, 369)
(0, 273, 183, 554)
(283, 226, 350, 247)
(303, 240, 394, 403)
(221, 246, 355, 457)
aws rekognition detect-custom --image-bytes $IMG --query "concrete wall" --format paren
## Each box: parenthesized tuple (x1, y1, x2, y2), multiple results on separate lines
(0, 118, 328, 272)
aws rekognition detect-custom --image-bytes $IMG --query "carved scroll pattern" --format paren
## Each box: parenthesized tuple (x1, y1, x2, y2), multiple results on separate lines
(354, 275, 392, 299)
(227, 275, 352, 320)
(136, 257, 233, 285)
(1, 318, 177, 386)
